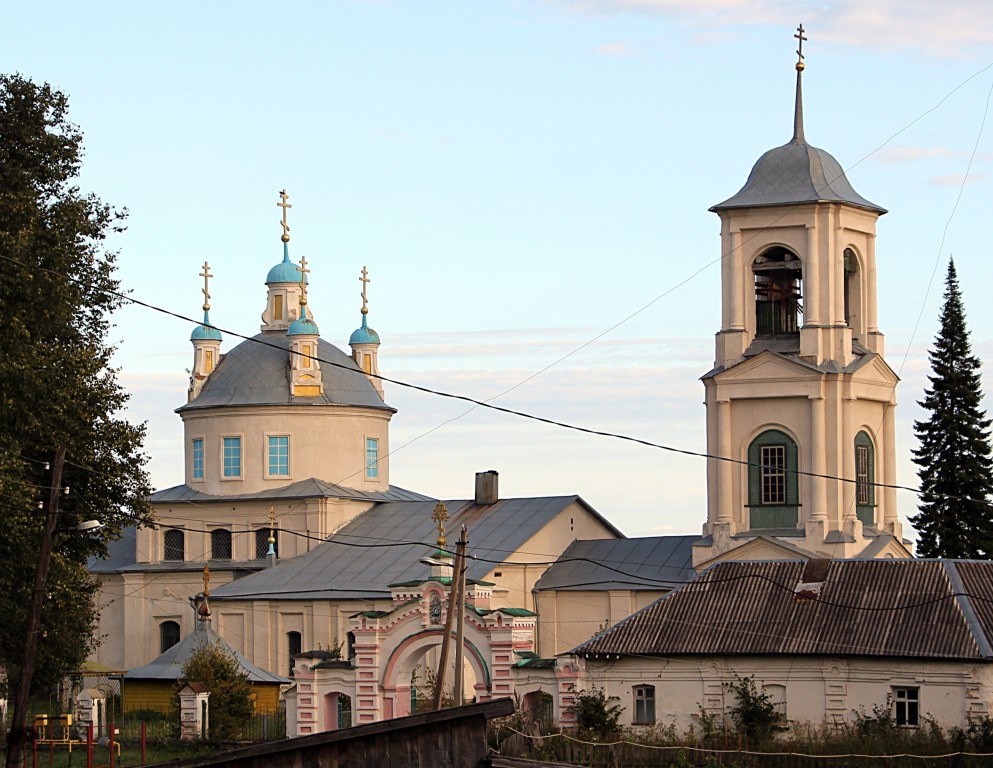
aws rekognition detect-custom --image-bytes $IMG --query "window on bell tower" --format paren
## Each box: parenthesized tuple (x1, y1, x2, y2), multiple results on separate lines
(274, 294, 284, 321)
(747, 429, 800, 529)
(753, 247, 802, 336)
(855, 430, 875, 526)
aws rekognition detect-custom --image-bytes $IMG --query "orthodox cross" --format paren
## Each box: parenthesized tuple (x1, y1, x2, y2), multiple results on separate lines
(199, 261, 213, 312)
(360, 266, 370, 315)
(432, 501, 449, 548)
(298, 255, 310, 307)
(202, 564, 211, 598)
(277, 190, 292, 243)
(268, 507, 277, 552)
(794, 23, 807, 69)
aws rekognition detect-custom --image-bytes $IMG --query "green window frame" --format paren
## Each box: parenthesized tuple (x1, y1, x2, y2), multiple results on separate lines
(855, 431, 876, 526)
(747, 429, 799, 529)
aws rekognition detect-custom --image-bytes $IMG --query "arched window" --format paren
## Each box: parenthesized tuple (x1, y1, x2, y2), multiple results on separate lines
(287, 631, 302, 676)
(163, 529, 185, 561)
(255, 528, 278, 559)
(855, 431, 876, 526)
(160, 621, 181, 653)
(754, 247, 802, 336)
(211, 528, 232, 560)
(748, 429, 800, 528)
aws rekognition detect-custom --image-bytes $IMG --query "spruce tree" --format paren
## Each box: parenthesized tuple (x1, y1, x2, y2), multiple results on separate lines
(910, 258, 993, 558)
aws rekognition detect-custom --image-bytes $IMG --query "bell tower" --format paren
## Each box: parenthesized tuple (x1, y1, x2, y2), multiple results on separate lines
(695, 27, 908, 566)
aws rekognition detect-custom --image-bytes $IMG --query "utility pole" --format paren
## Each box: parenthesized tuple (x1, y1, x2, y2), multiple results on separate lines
(432, 526, 467, 710)
(7, 446, 67, 768)
(453, 525, 468, 707)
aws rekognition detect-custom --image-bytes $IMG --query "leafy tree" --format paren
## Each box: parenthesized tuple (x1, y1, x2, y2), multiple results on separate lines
(175, 641, 254, 740)
(911, 258, 993, 557)
(567, 686, 623, 740)
(0, 75, 152, 688)
(726, 675, 781, 745)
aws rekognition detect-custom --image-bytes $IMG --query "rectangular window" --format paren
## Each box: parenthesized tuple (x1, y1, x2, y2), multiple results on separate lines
(365, 437, 379, 479)
(302, 343, 312, 369)
(274, 294, 283, 320)
(856, 444, 870, 505)
(268, 435, 289, 476)
(205, 349, 214, 373)
(223, 437, 242, 478)
(633, 685, 655, 725)
(760, 445, 787, 504)
(192, 438, 204, 480)
(894, 687, 919, 727)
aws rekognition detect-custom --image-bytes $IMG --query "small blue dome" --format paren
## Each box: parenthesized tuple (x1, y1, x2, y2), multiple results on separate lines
(266, 243, 309, 285)
(191, 312, 222, 341)
(288, 309, 320, 337)
(349, 315, 380, 345)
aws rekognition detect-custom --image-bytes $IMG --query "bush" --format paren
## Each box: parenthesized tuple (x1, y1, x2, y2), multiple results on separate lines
(567, 686, 622, 740)
(726, 675, 781, 746)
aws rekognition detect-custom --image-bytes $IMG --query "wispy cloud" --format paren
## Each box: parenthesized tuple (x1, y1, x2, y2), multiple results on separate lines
(591, 41, 636, 56)
(931, 172, 987, 186)
(550, 0, 993, 59)
(873, 146, 955, 163)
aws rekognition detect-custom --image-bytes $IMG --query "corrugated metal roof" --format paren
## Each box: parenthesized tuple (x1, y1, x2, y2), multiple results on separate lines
(124, 626, 289, 684)
(574, 560, 993, 662)
(149, 480, 432, 504)
(210, 496, 610, 602)
(177, 334, 394, 413)
(533, 536, 697, 592)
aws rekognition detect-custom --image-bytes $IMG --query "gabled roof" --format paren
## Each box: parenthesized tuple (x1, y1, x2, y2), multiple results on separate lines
(124, 626, 289, 684)
(574, 559, 993, 662)
(534, 536, 697, 592)
(149, 479, 432, 504)
(211, 496, 620, 602)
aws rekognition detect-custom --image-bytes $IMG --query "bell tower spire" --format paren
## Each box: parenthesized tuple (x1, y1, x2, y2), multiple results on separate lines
(349, 265, 384, 399)
(262, 190, 306, 332)
(793, 23, 806, 142)
(188, 261, 222, 402)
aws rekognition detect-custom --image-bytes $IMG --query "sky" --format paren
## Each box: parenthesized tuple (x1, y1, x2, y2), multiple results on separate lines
(4, 1, 993, 541)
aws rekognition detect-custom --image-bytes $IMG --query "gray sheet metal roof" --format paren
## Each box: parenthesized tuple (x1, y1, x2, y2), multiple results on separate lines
(149, 480, 432, 504)
(178, 333, 393, 412)
(574, 559, 993, 661)
(711, 137, 886, 214)
(533, 536, 697, 592)
(211, 496, 618, 602)
(124, 626, 289, 683)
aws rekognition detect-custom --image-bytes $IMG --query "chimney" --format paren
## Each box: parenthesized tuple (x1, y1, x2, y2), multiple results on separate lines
(474, 470, 499, 505)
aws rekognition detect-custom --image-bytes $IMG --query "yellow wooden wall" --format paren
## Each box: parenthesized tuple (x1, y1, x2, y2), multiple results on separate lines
(123, 681, 282, 714)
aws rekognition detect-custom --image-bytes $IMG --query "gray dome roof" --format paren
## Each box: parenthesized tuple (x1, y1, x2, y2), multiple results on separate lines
(711, 137, 886, 214)
(178, 333, 393, 412)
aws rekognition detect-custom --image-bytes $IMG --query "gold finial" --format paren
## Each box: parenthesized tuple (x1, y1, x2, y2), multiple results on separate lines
(199, 261, 213, 312)
(277, 190, 292, 244)
(269, 507, 276, 545)
(202, 564, 211, 599)
(360, 266, 370, 316)
(298, 255, 310, 307)
(432, 501, 449, 548)
(794, 23, 807, 71)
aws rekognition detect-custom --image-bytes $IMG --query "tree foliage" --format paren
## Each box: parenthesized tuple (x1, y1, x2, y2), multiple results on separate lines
(911, 259, 993, 558)
(0, 73, 153, 691)
(726, 675, 781, 745)
(567, 686, 623, 740)
(175, 641, 254, 740)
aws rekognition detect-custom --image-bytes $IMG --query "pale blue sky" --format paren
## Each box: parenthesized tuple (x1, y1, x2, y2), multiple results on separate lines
(6, 1, 993, 540)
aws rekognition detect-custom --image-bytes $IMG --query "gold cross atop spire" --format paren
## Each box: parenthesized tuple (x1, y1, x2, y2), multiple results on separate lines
(432, 501, 449, 548)
(199, 261, 213, 312)
(277, 190, 292, 244)
(269, 507, 277, 546)
(202, 564, 211, 599)
(298, 255, 310, 307)
(794, 23, 807, 71)
(360, 266, 371, 315)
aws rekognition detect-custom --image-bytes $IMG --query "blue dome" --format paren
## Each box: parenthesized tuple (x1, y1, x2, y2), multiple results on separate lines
(349, 316, 380, 345)
(288, 311, 320, 337)
(191, 312, 222, 341)
(266, 243, 309, 285)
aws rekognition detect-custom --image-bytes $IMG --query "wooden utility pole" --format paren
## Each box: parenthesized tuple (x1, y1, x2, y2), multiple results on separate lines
(453, 525, 468, 706)
(6, 446, 66, 768)
(432, 527, 467, 710)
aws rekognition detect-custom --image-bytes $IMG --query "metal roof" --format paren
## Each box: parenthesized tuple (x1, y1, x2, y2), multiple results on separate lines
(533, 536, 697, 592)
(149, 479, 432, 504)
(177, 333, 393, 413)
(124, 626, 289, 684)
(210, 496, 618, 602)
(574, 560, 993, 662)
